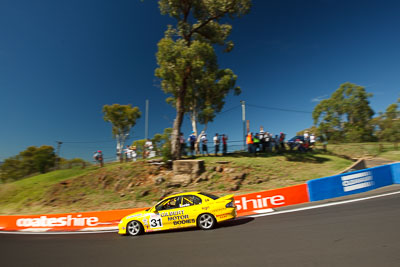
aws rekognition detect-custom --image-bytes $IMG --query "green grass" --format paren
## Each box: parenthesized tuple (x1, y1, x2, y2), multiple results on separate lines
(5, 143, 395, 215)
(0, 167, 97, 214)
(318, 142, 399, 159)
(194, 152, 351, 194)
(378, 150, 400, 161)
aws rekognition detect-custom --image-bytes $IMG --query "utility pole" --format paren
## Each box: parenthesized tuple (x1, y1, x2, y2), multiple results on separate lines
(241, 100, 246, 151)
(56, 141, 63, 169)
(145, 99, 149, 140)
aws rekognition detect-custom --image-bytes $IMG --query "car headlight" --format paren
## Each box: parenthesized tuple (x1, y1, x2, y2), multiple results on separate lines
(226, 201, 235, 208)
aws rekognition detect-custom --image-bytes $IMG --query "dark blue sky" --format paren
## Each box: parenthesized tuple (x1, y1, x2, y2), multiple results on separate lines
(1, 0, 399, 161)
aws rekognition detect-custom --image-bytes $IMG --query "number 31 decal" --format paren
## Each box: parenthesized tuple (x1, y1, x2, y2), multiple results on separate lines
(150, 215, 163, 228)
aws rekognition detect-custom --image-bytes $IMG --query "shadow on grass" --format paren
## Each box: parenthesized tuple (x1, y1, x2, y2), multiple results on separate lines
(191, 150, 332, 164)
(283, 152, 331, 163)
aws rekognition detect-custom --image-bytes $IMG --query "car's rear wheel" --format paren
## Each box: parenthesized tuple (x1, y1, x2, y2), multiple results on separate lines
(197, 213, 216, 230)
(126, 220, 143, 236)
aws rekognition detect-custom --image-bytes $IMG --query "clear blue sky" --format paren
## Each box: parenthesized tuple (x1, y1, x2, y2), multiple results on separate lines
(1, 0, 399, 162)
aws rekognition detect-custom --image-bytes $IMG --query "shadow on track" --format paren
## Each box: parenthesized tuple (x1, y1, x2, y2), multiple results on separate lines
(140, 217, 254, 237)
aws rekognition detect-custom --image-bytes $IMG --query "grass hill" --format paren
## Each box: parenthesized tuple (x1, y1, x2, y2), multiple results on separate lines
(1, 142, 398, 216)
(0, 150, 354, 215)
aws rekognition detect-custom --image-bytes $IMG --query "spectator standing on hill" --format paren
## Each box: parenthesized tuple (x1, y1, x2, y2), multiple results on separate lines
(279, 132, 286, 150)
(124, 145, 132, 162)
(145, 138, 154, 158)
(253, 133, 261, 155)
(131, 146, 137, 162)
(188, 132, 196, 156)
(180, 132, 187, 156)
(213, 133, 220, 156)
(304, 131, 310, 144)
(310, 133, 316, 148)
(274, 134, 280, 151)
(246, 132, 254, 153)
(93, 150, 104, 167)
(270, 134, 275, 151)
(265, 132, 271, 152)
(259, 128, 266, 152)
(222, 134, 228, 155)
(200, 133, 209, 156)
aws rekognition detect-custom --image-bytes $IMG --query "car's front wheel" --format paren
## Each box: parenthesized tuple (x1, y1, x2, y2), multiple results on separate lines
(126, 220, 143, 236)
(197, 213, 216, 230)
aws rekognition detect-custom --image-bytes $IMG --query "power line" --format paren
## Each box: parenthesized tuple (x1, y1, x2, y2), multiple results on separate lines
(61, 136, 139, 144)
(247, 104, 312, 114)
(219, 105, 241, 115)
(61, 140, 115, 144)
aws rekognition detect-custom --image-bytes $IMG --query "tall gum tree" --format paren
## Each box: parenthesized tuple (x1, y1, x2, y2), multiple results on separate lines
(312, 82, 374, 142)
(103, 104, 141, 161)
(155, 0, 251, 159)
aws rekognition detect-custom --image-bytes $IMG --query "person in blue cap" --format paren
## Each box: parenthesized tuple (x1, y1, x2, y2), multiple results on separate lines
(188, 131, 196, 156)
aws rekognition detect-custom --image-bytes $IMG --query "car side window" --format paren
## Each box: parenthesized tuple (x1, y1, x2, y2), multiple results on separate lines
(156, 196, 181, 211)
(180, 195, 202, 207)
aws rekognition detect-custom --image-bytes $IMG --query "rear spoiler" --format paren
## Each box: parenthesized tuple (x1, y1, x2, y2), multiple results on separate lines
(217, 194, 234, 201)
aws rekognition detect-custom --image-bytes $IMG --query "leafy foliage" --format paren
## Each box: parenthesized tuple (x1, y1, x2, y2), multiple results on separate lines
(312, 82, 375, 142)
(103, 104, 141, 159)
(132, 128, 173, 161)
(152, 128, 173, 161)
(0, 146, 56, 182)
(155, 0, 251, 159)
(373, 98, 400, 142)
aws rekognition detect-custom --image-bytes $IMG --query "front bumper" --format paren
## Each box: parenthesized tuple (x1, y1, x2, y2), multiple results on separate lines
(118, 223, 127, 235)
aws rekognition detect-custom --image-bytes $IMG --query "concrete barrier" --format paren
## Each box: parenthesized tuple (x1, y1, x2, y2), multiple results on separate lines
(307, 164, 394, 202)
(391, 163, 400, 184)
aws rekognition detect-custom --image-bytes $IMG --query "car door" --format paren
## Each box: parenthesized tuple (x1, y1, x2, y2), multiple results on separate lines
(170, 195, 203, 228)
(152, 196, 183, 230)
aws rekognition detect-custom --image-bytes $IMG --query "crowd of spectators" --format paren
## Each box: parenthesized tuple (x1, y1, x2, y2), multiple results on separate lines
(95, 128, 318, 164)
(180, 131, 230, 157)
(246, 129, 286, 155)
(287, 131, 316, 152)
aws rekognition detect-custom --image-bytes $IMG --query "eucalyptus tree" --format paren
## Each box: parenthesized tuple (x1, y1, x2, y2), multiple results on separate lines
(103, 104, 141, 161)
(155, 0, 251, 159)
(312, 82, 374, 142)
(373, 98, 400, 142)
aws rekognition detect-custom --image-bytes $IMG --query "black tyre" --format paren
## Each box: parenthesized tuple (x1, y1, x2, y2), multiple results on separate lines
(197, 213, 216, 230)
(126, 220, 143, 236)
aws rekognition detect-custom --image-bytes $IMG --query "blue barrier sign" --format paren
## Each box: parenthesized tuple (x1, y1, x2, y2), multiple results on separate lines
(307, 165, 394, 202)
(391, 163, 400, 184)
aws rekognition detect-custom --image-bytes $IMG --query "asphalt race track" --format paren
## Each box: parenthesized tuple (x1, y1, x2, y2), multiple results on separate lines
(1, 190, 400, 267)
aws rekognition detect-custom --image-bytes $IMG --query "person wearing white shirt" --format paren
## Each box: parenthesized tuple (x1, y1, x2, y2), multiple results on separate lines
(200, 133, 209, 156)
(213, 133, 220, 156)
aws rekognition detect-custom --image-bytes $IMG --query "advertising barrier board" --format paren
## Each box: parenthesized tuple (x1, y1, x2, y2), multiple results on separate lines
(0, 184, 310, 232)
(391, 163, 400, 184)
(0, 208, 146, 232)
(234, 184, 309, 216)
(307, 165, 394, 202)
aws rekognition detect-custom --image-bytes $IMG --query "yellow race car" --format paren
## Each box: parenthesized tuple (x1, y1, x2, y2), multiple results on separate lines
(118, 192, 236, 236)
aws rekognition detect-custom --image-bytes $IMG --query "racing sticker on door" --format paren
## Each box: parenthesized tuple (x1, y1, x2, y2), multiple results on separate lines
(149, 214, 163, 228)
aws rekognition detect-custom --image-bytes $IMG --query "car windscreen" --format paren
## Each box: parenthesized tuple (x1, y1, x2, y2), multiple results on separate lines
(199, 192, 219, 200)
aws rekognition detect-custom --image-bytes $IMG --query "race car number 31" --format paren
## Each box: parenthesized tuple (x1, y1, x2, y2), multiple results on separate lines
(150, 214, 163, 228)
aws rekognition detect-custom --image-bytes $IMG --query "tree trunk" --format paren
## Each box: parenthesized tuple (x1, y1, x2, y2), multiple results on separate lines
(171, 100, 184, 160)
(191, 110, 200, 154)
(171, 66, 191, 160)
